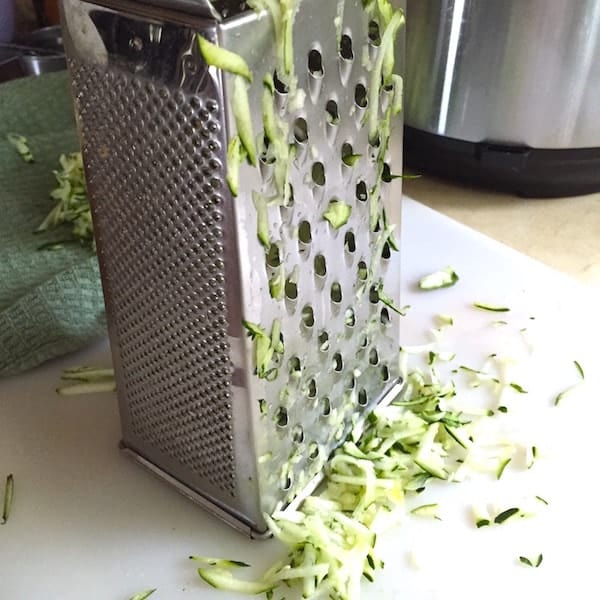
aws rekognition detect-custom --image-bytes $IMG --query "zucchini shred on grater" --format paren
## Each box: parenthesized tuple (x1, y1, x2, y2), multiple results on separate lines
(61, 0, 405, 536)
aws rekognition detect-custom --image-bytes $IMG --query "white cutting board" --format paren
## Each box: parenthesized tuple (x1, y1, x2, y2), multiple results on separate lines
(1, 197, 599, 600)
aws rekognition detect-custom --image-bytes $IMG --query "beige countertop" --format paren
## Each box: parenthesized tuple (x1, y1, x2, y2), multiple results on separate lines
(404, 176, 600, 290)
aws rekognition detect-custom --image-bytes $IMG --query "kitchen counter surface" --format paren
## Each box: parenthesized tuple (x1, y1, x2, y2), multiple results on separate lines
(404, 176, 600, 289)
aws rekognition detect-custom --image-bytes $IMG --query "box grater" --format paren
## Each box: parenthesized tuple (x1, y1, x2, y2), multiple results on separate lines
(61, 0, 405, 537)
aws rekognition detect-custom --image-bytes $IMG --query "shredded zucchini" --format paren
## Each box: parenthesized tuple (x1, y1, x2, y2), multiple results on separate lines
(37, 152, 94, 247)
(128, 590, 156, 600)
(197, 35, 252, 81)
(473, 302, 511, 313)
(7, 133, 34, 162)
(323, 199, 352, 229)
(232, 76, 258, 166)
(418, 267, 459, 291)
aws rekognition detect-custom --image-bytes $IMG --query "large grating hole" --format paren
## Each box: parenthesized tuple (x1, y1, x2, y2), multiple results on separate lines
(346, 373, 356, 390)
(341, 142, 359, 167)
(307, 378, 317, 398)
(330, 282, 342, 304)
(354, 83, 368, 108)
(266, 244, 281, 267)
(289, 356, 302, 377)
(382, 163, 393, 183)
(308, 442, 320, 460)
(273, 70, 289, 94)
(314, 254, 327, 277)
(318, 330, 330, 351)
(344, 231, 356, 253)
(358, 389, 368, 407)
(294, 117, 308, 143)
(275, 406, 288, 427)
(280, 469, 292, 491)
(356, 180, 368, 202)
(285, 278, 298, 300)
(345, 307, 356, 327)
(332, 352, 343, 372)
(312, 162, 326, 186)
(292, 424, 305, 444)
(340, 34, 354, 60)
(322, 396, 331, 416)
(299, 220, 312, 244)
(369, 285, 379, 304)
(308, 49, 324, 77)
(301, 304, 315, 327)
(380, 307, 391, 326)
(381, 364, 390, 382)
(382, 241, 391, 260)
(357, 260, 368, 281)
(369, 348, 380, 365)
(368, 20, 381, 45)
(326, 99, 340, 125)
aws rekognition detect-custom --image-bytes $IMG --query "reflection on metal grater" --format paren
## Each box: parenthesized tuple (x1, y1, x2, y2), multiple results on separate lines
(61, 0, 405, 536)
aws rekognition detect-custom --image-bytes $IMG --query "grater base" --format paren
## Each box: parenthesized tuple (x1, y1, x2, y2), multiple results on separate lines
(120, 376, 403, 537)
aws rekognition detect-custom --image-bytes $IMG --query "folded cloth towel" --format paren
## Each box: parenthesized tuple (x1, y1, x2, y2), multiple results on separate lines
(0, 71, 106, 377)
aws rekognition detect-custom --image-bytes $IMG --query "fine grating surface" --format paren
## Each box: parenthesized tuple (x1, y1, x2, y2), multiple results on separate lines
(70, 60, 237, 496)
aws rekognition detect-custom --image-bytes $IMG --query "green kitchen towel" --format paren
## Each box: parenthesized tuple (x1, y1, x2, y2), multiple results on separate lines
(0, 72, 106, 377)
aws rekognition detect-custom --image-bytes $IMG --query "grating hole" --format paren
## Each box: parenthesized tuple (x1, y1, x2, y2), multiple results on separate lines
(275, 406, 288, 427)
(308, 442, 320, 460)
(301, 305, 315, 327)
(281, 471, 292, 491)
(285, 278, 298, 300)
(332, 352, 343, 372)
(273, 71, 289, 94)
(294, 117, 308, 143)
(322, 396, 331, 416)
(381, 364, 390, 381)
(292, 424, 305, 444)
(382, 163, 393, 183)
(369, 285, 379, 304)
(359, 333, 369, 348)
(326, 99, 340, 125)
(368, 20, 381, 45)
(382, 241, 391, 260)
(312, 162, 326, 186)
(340, 34, 354, 60)
(289, 356, 302, 376)
(358, 389, 368, 406)
(314, 254, 327, 277)
(341, 142, 359, 166)
(354, 83, 368, 108)
(380, 307, 391, 326)
(346, 373, 356, 390)
(369, 348, 380, 365)
(344, 231, 356, 253)
(299, 220, 312, 244)
(345, 307, 356, 327)
(318, 330, 330, 351)
(331, 282, 342, 303)
(357, 260, 368, 281)
(308, 49, 324, 77)
(307, 378, 317, 398)
(356, 180, 368, 202)
(266, 244, 281, 267)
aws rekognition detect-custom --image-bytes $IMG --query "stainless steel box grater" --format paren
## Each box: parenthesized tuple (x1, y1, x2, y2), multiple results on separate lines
(61, 0, 405, 536)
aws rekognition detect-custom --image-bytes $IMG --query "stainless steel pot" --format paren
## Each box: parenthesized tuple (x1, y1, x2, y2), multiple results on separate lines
(404, 0, 600, 196)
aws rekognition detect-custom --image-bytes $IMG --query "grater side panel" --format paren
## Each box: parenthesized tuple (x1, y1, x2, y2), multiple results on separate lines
(62, 0, 264, 530)
(220, 0, 405, 515)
